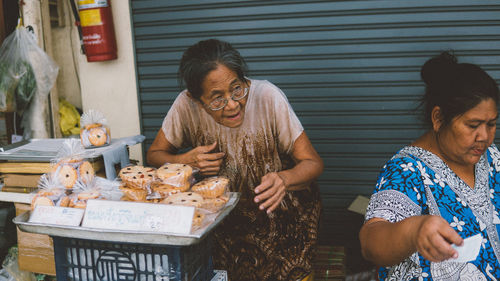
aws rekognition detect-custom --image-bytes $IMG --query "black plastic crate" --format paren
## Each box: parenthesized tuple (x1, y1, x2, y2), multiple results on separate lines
(52, 235, 214, 281)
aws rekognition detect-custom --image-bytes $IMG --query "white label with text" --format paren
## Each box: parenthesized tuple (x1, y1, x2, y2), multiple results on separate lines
(82, 199, 194, 234)
(29, 206, 84, 226)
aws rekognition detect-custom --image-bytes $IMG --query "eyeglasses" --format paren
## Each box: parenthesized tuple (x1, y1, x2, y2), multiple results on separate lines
(205, 86, 249, 111)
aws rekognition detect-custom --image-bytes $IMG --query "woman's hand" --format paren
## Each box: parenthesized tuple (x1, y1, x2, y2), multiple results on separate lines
(185, 142, 225, 176)
(412, 215, 463, 262)
(360, 215, 464, 266)
(254, 172, 287, 214)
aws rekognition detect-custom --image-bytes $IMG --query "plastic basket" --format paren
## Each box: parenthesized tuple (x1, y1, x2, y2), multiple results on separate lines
(52, 235, 214, 281)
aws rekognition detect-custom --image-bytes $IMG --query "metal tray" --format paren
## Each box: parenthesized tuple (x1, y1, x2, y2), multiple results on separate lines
(0, 136, 144, 162)
(13, 192, 240, 246)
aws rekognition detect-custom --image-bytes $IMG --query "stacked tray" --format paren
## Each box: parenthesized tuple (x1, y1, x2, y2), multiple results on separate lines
(13, 192, 240, 246)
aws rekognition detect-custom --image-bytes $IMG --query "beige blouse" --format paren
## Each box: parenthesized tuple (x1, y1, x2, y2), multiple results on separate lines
(161, 79, 303, 197)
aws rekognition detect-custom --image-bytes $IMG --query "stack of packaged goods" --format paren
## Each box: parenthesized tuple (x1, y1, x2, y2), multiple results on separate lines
(0, 155, 104, 194)
(16, 139, 112, 276)
(1, 109, 111, 194)
(14, 134, 236, 280)
(119, 163, 230, 231)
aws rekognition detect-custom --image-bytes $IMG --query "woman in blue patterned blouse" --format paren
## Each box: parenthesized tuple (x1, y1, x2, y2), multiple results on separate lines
(359, 51, 500, 280)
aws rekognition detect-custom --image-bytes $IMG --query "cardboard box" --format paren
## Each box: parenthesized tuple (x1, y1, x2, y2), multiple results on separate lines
(3, 173, 41, 188)
(15, 203, 56, 276)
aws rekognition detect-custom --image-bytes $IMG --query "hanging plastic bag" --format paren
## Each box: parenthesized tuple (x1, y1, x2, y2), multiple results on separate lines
(0, 25, 59, 114)
(59, 99, 81, 136)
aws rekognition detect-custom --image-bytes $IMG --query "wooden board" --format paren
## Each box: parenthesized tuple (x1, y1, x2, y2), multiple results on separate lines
(40, 0, 61, 138)
(1, 186, 38, 193)
(0, 159, 104, 174)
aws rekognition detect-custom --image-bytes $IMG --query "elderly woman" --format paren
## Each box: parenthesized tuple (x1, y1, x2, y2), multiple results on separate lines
(359, 51, 500, 279)
(147, 39, 323, 281)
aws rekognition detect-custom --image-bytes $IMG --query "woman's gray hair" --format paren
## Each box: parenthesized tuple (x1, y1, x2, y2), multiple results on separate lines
(178, 39, 248, 99)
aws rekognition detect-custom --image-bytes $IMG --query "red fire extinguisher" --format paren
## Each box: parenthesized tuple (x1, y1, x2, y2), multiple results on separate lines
(76, 0, 117, 62)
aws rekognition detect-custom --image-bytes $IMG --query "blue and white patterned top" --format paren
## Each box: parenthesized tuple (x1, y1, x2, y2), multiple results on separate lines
(366, 145, 500, 280)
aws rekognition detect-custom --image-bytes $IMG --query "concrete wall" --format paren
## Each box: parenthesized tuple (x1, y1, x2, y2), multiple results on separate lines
(51, 0, 143, 163)
(51, 0, 82, 110)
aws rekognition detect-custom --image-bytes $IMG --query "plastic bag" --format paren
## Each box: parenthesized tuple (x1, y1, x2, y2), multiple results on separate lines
(59, 99, 81, 136)
(0, 26, 58, 114)
(50, 139, 95, 189)
(30, 174, 66, 211)
(80, 109, 111, 148)
(2, 246, 37, 281)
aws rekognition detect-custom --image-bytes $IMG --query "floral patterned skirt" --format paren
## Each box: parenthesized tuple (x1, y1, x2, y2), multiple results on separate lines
(212, 185, 321, 281)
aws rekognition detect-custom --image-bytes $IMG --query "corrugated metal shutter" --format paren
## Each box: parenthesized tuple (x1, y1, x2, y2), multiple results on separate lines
(130, 0, 500, 243)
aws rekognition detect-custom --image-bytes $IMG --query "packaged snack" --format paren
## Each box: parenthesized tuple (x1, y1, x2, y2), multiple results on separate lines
(154, 163, 195, 192)
(119, 165, 156, 190)
(119, 185, 148, 201)
(200, 195, 229, 213)
(80, 109, 111, 148)
(93, 176, 123, 201)
(30, 174, 66, 211)
(58, 195, 71, 207)
(191, 210, 205, 230)
(50, 139, 95, 189)
(162, 192, 203, 208)
(31, 196, 55, 210)
(191, 176, 229, 199)
(151, 186, 180, 199)
(67, 179, 102, 209)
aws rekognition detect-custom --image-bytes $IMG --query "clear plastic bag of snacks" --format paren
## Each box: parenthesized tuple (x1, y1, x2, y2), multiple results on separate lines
(80, 109, 111, 148)
(93, 176, 123, 201)
(119, 185, 148, 202)
(50, 139, 95, 189)
(30, 174, 67, 211)
(191, 209, 207, 231)
(191, 176, 230, 213)
(67, 180, 103, 209)
(118, 165, 156, 202)
(118, 165, 156, 189)
(153, 163, 197, 192)
(149, 185, 181, 201)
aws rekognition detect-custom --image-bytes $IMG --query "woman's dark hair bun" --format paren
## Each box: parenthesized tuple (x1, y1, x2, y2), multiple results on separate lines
(420, 51, 458, 86)
(419, 50, 499, 127)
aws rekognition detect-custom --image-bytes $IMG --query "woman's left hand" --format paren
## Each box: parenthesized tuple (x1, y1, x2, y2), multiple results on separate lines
(254, 172, 287, 214)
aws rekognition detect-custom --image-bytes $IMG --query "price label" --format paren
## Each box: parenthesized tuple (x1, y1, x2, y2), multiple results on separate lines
(82, 199, 194, 234)
(29, 206, 84, 226)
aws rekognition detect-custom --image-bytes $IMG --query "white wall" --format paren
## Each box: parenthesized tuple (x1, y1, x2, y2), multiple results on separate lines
(76, 1, 143, 163)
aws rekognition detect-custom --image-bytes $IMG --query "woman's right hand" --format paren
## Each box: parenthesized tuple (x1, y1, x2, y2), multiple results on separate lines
(185, 142, 225, 176)
(412, 215, 463, 262)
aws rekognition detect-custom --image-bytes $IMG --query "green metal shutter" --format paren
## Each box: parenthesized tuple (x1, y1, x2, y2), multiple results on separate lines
(130, 0, 500, 243)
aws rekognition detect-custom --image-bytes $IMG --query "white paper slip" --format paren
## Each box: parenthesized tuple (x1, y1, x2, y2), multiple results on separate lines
(82, 199, 195, 235)
(448, 233, 482, 263)
(29, 206, 85, 226)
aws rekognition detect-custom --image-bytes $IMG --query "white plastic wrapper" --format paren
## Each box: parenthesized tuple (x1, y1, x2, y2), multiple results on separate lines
(30, 174, 66, 210)
(80, 110, 111, 148)
(53, 138, 87, 162)
(89, 176, 123, 201)
(150, 163, 198, 198)
(50, 139, 95, 189)
(67, 179, 102, 209)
